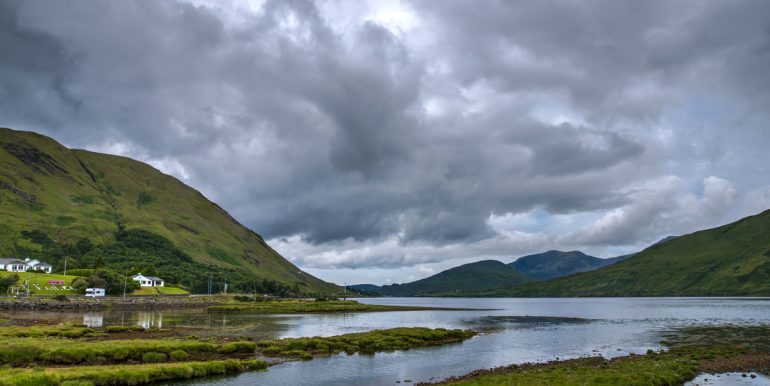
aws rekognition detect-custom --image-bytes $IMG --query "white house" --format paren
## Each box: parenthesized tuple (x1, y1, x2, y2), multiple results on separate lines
(132, 273, 164, 287)
(0, 258, 29, 272)
(24, 259, 52, 274)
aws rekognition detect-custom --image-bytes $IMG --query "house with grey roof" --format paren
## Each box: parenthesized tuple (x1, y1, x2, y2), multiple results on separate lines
(0, 258, 29, 272)
(24, 258, 52, 273)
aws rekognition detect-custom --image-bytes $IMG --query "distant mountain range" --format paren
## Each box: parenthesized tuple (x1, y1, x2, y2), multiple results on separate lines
(509, 250, 631, 280)
(352, 250, 631, 296)
(351, 230, 763, 297)
(351, 260, 532, 296)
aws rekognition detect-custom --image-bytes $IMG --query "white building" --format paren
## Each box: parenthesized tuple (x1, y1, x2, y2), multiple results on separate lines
(24, 259, 52, 273)
(132, 273, 164, 287)
(0, 258, 29, 272)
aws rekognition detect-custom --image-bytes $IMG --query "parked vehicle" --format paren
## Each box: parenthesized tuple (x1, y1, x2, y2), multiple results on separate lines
(85, 288, 105, 297)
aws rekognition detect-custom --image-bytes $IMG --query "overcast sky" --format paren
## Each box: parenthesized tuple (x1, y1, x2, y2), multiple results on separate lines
(2, 0, 770, 285)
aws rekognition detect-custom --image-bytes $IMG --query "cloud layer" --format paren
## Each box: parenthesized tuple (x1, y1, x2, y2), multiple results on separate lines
(1, 0, 769, 284)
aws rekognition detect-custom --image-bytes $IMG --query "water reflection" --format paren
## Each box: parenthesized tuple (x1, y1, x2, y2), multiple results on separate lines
(82, 313, 103, 328)
(136, 312, 163, 329)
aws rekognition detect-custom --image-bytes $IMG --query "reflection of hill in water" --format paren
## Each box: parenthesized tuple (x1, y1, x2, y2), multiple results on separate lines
(467, 315, 593, 332)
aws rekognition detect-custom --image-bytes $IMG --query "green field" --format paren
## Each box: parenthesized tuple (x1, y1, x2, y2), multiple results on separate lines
(131, 286, 190, 295)
(0, 271, 83, 295)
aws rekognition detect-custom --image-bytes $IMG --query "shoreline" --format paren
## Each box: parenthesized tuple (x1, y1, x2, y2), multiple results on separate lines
(0, 296, 220, 311)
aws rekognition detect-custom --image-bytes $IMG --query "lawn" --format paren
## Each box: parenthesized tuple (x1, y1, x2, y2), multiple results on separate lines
(131, 286, 189, 295)
(0, 271, 83, 295)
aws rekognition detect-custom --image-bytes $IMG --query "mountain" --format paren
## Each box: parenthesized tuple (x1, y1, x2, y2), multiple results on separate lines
(509, 250, 631, 280)
(375, 260, 532, 296)
(482, 210, 770, 297)
(0, 128, 337, 294)
(348, 284, 382, 293)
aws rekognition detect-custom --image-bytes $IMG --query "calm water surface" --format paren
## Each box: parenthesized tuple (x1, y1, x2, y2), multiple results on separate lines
(4, 297, 769, 385)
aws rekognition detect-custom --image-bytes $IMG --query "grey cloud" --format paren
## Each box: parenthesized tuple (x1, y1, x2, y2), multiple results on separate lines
(0, 1, 79, 130)
(1, 0, 769, 276)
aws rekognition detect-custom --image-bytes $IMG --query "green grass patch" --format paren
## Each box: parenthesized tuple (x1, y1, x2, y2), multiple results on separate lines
(0, 359, 267, 385)
(131, 286, 190, 295)
(444, 354, 699, 386)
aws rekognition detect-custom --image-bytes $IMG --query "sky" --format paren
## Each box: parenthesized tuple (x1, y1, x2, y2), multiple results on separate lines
(2, 0, 770, 285)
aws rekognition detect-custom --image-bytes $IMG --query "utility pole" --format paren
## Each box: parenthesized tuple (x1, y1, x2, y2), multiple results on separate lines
(122, 269, 128, 298)
(63, 256, 68, 277)
(207, 273, 212, 296)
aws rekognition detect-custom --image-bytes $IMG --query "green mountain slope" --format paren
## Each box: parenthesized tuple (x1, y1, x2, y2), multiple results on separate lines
(484, 210, 770, 297)
(376, 260, 533, 296)
(0, 128, 337, 294)
(509, 250, 629, 280)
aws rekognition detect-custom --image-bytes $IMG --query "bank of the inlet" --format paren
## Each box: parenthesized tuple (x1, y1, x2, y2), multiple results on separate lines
(0, 296, 466, 312)
(422, 325, 770, 386)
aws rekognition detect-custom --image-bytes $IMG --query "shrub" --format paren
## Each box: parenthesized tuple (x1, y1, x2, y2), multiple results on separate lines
(53, 294, 69, 302)
(142, 352, 167, 363)
(169, 350, 189, 361)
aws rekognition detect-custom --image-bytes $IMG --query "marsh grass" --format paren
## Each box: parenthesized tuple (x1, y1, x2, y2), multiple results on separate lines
(257, 327, 477, 359)
(0, 336, 218, 365)
(440, 353, 700, 386)
(0, 359, 267, 386)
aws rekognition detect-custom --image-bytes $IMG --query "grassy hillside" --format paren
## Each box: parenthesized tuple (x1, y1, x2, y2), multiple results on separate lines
(0, 128, 338, 294)
(377, 260, 532, 296)
(509, 250, 629, 280)
(484, 210, 770, 297)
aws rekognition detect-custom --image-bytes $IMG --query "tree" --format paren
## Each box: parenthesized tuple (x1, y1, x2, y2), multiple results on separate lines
(72, 269, 139, 295)
(93, 256, 105, 269)
(0, 274, 19, 293)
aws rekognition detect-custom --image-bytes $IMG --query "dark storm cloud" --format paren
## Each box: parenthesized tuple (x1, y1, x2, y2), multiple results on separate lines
(1, 0, 769, 273)
(0, 1, 79, 129)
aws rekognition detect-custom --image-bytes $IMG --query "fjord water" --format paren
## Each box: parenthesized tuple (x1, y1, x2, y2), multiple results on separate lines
(5, 297, 770, 385)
